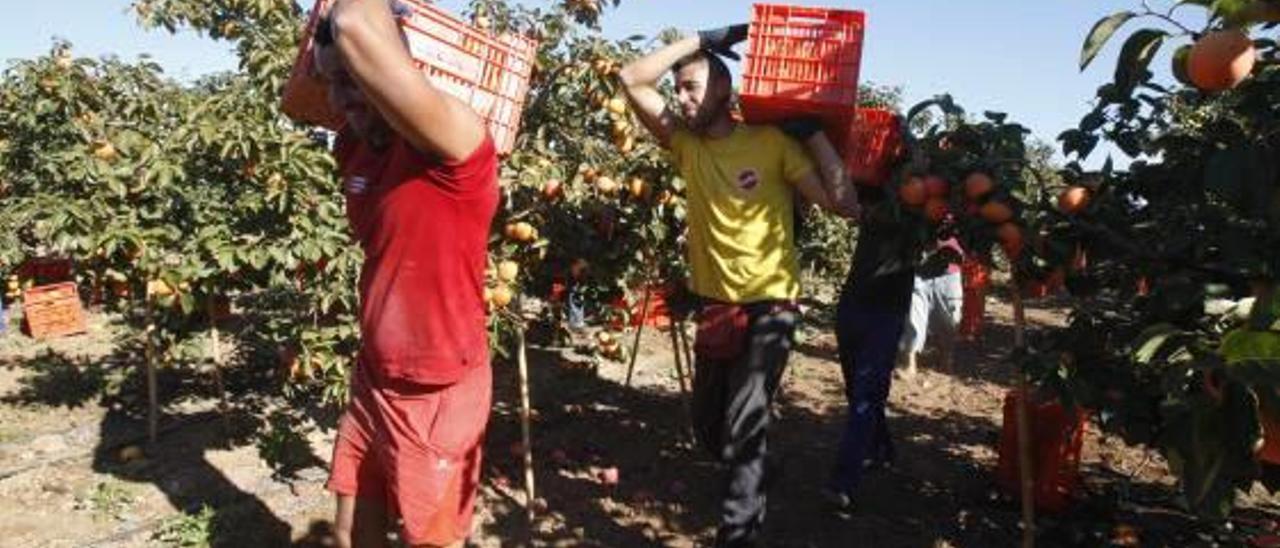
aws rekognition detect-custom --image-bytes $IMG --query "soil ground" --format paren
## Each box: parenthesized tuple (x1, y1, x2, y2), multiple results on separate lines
(0, 293, 1277, 547)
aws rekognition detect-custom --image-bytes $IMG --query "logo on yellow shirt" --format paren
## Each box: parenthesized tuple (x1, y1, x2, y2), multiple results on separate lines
(736, 168, 760, 191)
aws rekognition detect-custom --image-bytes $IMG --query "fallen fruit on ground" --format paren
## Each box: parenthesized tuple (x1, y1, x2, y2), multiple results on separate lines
(597, 466, 619, 486)
(118, 445, 144, 463)
(542, 179, 562, 200)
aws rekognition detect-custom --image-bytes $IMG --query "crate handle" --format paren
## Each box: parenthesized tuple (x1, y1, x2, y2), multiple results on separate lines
(758, 4, 852, 24)
(778, 7, 835, 22)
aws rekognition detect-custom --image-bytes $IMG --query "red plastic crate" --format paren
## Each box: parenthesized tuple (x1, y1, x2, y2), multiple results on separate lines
(21, 282, 87, 339)
(624, 285, 673, 328)
(844, 108, 903, 187)
(281, 0, 537, 155)
(960, 258, 991, 339)
(604, 285, 675, 331)
(995, 389, 1088, 514)
(740, 4, 865, 123)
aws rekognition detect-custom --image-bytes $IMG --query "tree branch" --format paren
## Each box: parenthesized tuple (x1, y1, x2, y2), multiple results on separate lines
(1141, 0, 1198, 36)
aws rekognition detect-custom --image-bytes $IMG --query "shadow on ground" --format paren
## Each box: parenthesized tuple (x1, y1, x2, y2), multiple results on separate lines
(2, 325, 316, 546)
(5, 299, 1274, 547)
(472, 341, 1022, 547)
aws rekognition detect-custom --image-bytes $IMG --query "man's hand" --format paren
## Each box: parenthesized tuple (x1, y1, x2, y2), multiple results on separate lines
(833, 178, 862, 221)
(788, 129, 862, 221)
(697, 24, 749, 60)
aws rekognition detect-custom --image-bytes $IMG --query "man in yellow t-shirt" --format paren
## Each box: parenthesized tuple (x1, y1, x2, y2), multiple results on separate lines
(620, 24, 858, 547)
(670, 124, 814, 303)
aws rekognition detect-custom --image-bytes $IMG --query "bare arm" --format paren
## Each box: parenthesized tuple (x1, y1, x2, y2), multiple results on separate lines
(617, 36, 701, 148)
(330, 0, 486, 161)
(802, 132, 861, 220)
(777, 119, 861, 220)
(794, 172, 837, 213)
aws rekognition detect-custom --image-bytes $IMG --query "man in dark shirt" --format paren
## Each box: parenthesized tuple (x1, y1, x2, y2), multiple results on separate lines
(826, 185, 921, 512)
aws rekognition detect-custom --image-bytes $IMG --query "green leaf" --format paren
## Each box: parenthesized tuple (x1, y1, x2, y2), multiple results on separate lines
(1159, 385, 1257, 518)
(1082, 12, 1137, 70)
(1222, 327, 1280, 360)
(1115, 131, 1143, 157)
(1172, 44, 1194, 86)
(1204, 144, 1275, 214)
(1080, 110, 1106, 132)
(906, 94, 963, 126)
(179, 293, 196, 315)
(1214, 0, 1261, 23)
(1133, 323, 1185, 364)
(214, 248, 236, 271)
(1114, 29, 1168, 90)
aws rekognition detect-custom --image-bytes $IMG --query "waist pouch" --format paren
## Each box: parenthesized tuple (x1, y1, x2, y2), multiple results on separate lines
(694, 300, 797, 361)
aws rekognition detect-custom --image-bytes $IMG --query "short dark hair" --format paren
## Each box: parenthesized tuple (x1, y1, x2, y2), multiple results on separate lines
(673, 51, 730, 87)
(857, 184, 886, 205)
(314, 1, 408, 47)
(315, 15, 335, 47)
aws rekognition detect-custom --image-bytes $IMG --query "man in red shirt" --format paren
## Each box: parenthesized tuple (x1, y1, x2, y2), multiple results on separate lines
(311, 1, 499, 546)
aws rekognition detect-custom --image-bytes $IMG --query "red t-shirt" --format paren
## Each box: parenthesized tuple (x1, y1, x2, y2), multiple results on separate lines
(336, 132, 499, 387)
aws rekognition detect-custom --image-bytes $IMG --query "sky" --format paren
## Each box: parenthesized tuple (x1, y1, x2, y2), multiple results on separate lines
(0, 0, 1201, 166)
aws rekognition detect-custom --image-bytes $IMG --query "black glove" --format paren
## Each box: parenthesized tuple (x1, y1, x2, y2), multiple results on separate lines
(697, 24, 749, 61)
(390, 0, 411, 19)
(778, 117, 823, 141)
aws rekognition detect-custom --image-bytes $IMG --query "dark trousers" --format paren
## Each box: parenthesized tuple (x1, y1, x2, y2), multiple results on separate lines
(691, 304, 798, 547)
(831, 289, 906, 493)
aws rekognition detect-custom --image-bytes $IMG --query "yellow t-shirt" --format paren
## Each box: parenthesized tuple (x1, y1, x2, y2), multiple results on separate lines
(669, 125, 815, 304)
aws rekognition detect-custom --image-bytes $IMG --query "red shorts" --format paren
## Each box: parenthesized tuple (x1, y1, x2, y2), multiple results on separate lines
(327, 361, 492, 546)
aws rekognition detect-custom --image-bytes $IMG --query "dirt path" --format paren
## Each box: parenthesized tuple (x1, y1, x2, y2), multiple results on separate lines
(0, 297, 1275, 547)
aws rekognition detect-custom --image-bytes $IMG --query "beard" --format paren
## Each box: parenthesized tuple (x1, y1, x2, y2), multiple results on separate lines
(349, 113, 393, 150)
(686, 98, 730, 133)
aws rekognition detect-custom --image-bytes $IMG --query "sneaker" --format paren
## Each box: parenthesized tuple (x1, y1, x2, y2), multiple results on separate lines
(862, 443, 897, 471)
(821, 487, 856, 518)
(713, 523, 762, 548)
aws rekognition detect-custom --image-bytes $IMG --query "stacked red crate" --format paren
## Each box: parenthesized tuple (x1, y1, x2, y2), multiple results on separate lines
(740, 4, 902, 185)
(281, 0, 538, 155)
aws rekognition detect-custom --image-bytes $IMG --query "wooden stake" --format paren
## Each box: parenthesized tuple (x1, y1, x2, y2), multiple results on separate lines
(515, 323, 537, 520)
(672, 322, 691, 395)
(624, 286, 652, 387)
(668, 321, 688, 396)
(1012, 281, 1035, 548)
(209, 319, 230, 435)
(668, 320, 695, 444)
(676, 320, 694, 381)
(144, 302, 158, 445)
